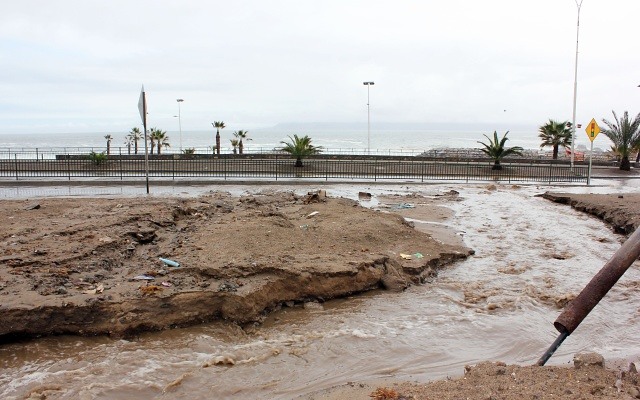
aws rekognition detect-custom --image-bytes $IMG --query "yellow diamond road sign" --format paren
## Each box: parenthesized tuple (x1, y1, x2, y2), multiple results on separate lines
(585, 118, 600, 142)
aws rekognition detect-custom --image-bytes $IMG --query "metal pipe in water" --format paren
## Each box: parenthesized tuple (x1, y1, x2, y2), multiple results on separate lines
(537, 226, 640, 366)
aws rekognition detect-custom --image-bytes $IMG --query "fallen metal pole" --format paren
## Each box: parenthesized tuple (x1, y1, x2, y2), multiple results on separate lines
(537, 331, 569, 366)
(537, 226, 640, 366)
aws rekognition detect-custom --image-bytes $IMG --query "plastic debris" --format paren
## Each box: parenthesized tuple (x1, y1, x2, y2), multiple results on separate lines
(392, 203, 415, 210)
(82, 284, 105, 295)
(306, 211, 319, 218)
(132, 275, 155, 280)
(161, 281, 173, 287)
(413, 252, 424, 259)
(159, 257, 180, 267)
(400, 253, 412, 260)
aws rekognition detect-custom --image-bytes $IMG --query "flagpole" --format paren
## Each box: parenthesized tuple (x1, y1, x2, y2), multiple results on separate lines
(570, 0, 583, 169)
(138, 85, 150, 194)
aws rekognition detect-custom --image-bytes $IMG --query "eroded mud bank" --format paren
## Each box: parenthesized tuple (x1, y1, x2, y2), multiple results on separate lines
(0, 191, 471, 342)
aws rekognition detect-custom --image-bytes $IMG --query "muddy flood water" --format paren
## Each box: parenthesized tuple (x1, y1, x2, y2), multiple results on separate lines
(1, 180, 640, 399)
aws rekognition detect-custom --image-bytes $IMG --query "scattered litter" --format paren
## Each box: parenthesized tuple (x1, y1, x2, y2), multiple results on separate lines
(413, 252, 424, 259)
(139, 285, 162, 295)
(392, 203, 415, 210)
(400, 253, 412, 260)
(132, 275, 155, 281)
(306, 211, 319, 218)
(83, 284, 104, 295)
(159, 257, 180, 267)
(161, 281, 173, 287)
(300, 224, 309, 230)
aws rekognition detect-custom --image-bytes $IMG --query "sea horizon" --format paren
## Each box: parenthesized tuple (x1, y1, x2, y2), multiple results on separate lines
(0, 121, 610, 153)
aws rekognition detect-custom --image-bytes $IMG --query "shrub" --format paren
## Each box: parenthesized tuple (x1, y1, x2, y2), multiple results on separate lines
(88, 151, 108, 165)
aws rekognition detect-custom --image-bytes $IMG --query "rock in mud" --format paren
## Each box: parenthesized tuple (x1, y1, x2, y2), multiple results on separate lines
(573, 352, 605, 369)
(24, 203, 41, 210)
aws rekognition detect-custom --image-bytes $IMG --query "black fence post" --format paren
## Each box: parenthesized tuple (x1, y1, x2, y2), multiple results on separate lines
(466, 160, 470, 184)
(67, 153, 71, 181)
(14, 154, 18, 180)
(374, 158, 377, 182)
(119, 147, 123, 181)
(325, 158, 329, 181)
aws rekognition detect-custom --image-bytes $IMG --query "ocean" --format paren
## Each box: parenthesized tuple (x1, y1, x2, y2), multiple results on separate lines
(0, 123, 608, 155)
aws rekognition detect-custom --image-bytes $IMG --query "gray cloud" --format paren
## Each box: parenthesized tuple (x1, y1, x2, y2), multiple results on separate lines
(0, 0, 638, 137)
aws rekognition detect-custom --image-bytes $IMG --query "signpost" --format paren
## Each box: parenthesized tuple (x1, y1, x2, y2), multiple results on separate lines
(585, 118, 600, 185)
(138, 85, 150, 194)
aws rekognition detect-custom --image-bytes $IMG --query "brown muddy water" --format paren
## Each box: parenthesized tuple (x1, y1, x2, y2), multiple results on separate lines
(1, 182, 640, 400)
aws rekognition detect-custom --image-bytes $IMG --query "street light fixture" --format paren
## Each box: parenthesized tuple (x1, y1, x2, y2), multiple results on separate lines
(570, 0, 583, 168)
(363, 82, 374, 154)
(176, 98, 184, 152)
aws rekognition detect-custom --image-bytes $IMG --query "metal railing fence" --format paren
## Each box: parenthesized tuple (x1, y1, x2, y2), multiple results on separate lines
(0, 154, 588, 183)
(0, 146, 618, 162)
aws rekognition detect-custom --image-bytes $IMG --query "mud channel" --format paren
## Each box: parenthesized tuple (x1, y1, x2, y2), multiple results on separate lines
(1, 182, 640, 399)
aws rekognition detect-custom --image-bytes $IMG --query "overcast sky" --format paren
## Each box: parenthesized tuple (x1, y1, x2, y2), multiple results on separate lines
(1, 0, 639, 134)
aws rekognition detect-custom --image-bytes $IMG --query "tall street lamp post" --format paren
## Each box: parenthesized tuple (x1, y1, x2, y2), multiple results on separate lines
(570, 0, 583, 168)
(363, 82, 374, 154)
(176, 98, 184, 152)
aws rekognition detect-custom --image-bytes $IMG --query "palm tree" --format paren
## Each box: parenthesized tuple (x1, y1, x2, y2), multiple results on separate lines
(477, 131, 523, 170)
(538, 119, 572, 159)
(148, 131, 155, 155)
(212, 121, 225, 155)
(280, 134, 322, 167)
(230, 138, 239, 154)
(150, 128, 170, 155)
(124, 136, 133, 155)
(104, 134, 113, 155)
(128, 127, 142, 154)
(601, 111, 640, 171)
(233, 130, 251, 154)
(147, 128, 159, 154)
